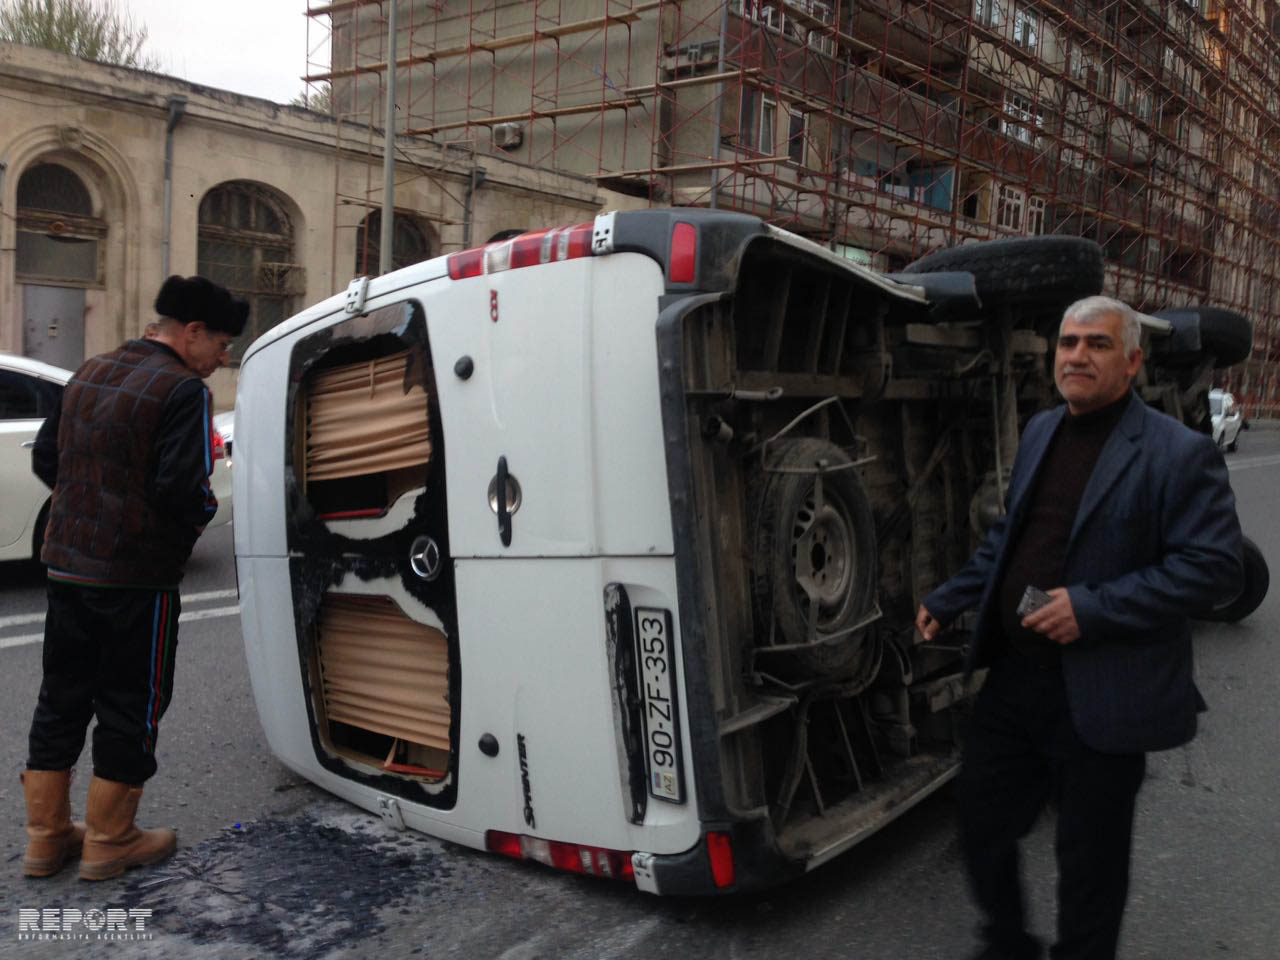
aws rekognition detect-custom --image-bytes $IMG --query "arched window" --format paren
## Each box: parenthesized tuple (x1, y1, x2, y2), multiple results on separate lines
(15, 162, 104, 284)
(197, 181, 298, 361)
(354, 211, 434, 276)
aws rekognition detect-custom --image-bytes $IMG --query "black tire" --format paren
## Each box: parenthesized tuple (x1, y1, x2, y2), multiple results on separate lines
(901, 236, 1104, 318)
(1196, 307, 1252, 367)
(1197, 536, 1269, 623)
(1146, 309, 1202, 364)
(751, 438, 879, 678)
(1152, 307, 1251, 368)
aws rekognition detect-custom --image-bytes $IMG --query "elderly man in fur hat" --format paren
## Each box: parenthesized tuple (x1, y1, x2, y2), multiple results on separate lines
(20, 275, 248, 881)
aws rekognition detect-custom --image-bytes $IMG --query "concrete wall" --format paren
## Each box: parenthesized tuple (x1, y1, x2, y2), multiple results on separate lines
(1, 42, 604, 408)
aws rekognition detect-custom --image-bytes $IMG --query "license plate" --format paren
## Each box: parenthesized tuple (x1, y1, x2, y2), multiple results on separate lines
(634, 607, 684, 804)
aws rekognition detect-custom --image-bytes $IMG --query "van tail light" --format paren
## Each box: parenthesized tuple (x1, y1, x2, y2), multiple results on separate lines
(212, 430, 226, 462)
(669, 222, 697, 284)
(706, 831, 735, 888)
(447, 223, 595, 280)
(485, 830, 636, 883)
(446, 247, 485, 280)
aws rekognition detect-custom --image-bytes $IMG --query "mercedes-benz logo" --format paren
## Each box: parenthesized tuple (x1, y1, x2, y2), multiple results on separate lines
(409, 535, 442, 582)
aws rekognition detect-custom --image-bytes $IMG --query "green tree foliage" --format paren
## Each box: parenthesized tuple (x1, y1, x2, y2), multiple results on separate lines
(0, 0, 160, 70)
(291, 83, 332, 114)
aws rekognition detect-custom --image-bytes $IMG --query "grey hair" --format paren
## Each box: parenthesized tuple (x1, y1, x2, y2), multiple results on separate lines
(1060, 296, 1140, 355)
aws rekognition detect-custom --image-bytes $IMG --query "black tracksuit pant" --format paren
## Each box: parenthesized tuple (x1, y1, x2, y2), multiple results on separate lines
(957, 654, 1147, 960)
(27, 579, 181, 785)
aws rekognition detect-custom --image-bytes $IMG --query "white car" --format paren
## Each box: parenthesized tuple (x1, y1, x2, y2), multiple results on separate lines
(0, 353, 232, 565)
(1209, 388, 1243, 453)
(0, 354, 70, 563)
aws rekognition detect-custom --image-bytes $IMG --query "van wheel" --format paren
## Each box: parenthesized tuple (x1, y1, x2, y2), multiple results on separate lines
(1196, 307, 1252, 368)
(1197, 536, 1269, 623)
(900, 236, 1104, 323)
(751, 438, 879, 678)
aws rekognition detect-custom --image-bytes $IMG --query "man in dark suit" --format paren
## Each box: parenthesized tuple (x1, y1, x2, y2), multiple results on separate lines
(916, 296, 1243, 960)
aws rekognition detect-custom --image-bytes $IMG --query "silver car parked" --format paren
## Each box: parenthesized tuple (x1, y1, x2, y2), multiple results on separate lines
(1209, 388, 1243, 453)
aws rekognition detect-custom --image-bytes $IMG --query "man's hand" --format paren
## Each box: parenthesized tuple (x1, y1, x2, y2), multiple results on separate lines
(915, 604, 943, 642)
(1021, 587, 1080, 645)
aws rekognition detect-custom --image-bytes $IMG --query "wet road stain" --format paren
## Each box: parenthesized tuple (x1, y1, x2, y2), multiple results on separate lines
(116, 812, 452, 956)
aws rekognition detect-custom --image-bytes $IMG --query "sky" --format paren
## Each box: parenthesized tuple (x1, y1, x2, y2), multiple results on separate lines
(126, 0, 325, 105)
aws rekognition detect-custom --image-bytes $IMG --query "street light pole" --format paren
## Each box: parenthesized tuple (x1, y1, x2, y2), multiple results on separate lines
(380, 0, 399, 276)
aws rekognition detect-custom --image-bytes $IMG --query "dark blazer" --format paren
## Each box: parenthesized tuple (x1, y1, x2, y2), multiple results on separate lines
(923, 391, 1243, 754)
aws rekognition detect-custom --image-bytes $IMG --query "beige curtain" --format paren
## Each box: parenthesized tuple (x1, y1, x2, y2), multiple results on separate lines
(317, 594, 451, 751)
(305, 351, 432, 482)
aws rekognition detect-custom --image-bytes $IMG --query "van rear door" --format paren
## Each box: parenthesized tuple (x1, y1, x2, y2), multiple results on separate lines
(427, 253, 671, 558)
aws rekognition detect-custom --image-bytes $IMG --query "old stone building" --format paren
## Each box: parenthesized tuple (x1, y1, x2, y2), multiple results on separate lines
(0, 42, 606, 407)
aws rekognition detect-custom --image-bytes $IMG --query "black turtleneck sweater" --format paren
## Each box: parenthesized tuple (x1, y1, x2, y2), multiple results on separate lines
(996, 394, 1130, 659)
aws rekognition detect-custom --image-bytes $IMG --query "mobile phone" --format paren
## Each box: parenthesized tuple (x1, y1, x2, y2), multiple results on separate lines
(1016, 585, 1053, 618)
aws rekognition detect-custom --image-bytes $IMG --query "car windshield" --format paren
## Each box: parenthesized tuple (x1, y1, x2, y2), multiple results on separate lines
(1210, 395, 1223, 415)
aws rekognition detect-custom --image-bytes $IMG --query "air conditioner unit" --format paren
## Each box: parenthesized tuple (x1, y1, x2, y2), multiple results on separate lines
(682, 41, 719, 63)
(493, 122, 524, 150)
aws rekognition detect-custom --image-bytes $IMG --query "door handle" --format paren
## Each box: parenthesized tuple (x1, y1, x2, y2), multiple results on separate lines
(495, 456, 512, 547)
(488, 457, 522, 548)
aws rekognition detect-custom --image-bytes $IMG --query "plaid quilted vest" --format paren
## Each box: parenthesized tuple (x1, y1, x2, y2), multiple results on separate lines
(41, 339, 204, 586)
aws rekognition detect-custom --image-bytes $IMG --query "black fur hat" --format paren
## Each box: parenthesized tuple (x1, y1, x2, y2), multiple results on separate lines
(154, 275, 250, 337)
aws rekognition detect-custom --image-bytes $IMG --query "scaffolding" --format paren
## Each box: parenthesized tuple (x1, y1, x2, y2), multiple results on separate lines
(304, 0, 1280, 417)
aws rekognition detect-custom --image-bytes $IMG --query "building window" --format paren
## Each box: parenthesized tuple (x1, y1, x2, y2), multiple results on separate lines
(975, 0, 1006, 28)
(1013, 5, 1039, 50)
(354, 211, 435, 276)
(1002, 93, 1043, 145)
(787, 110, 807, 165)
(801, 0, 835, 55)
(735, 0, 833, 52)
(15, 162, 105, 285)
(1135, 86, 1154, 121)
(995, 183, 1025, 231)
(1060, 122, 1099, 172)
(1069, 45, 1104, 91)
(761, 97, 777, 153)
(1026, 195, 1045, 235)
(739, 87, 759, 148)
(197, 181, 297, 362)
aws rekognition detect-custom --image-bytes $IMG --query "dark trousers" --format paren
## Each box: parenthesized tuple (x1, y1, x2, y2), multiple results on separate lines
(958, 655, 1146, 960)
(27, 579, 181, 785)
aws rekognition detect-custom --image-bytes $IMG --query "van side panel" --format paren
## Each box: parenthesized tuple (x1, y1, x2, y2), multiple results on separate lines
(234, 328, 312, 558)
(238, 556, 321, 769)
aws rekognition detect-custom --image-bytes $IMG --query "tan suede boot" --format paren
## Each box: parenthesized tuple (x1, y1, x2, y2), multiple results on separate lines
(79, 776, 177, 881)
(21, 769, 87, 877)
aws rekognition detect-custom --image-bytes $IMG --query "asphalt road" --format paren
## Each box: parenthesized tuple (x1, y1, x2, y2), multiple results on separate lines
(1, 428, 1278, 960)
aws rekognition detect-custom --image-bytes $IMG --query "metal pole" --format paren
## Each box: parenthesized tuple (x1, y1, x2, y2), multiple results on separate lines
(379, 0, 399, 276)
(161, 95, 187, 278)
(709, 1, 729, 210)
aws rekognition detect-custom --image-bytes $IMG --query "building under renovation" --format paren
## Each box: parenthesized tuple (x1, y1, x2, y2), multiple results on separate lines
(304, 0, 1280, 416)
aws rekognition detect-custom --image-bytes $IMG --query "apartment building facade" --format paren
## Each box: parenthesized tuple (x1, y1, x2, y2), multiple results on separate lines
(312, 0, 1280, 414)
